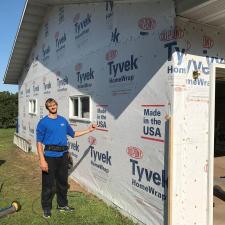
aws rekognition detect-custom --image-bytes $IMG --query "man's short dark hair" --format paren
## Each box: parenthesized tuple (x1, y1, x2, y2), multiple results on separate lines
(45, 98, 58, 109)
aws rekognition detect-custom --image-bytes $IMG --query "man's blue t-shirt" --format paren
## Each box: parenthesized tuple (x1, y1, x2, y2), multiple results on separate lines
(36, 115, 75, 157)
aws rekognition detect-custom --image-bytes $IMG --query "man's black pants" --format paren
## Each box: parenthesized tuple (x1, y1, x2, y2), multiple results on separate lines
(41, 152, 68, 210)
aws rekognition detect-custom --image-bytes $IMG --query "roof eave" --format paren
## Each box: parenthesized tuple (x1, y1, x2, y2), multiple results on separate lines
(3, 0, 48, 84)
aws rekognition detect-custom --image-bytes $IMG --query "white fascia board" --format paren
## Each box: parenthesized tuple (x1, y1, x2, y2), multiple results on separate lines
(3, 0, 29, 84)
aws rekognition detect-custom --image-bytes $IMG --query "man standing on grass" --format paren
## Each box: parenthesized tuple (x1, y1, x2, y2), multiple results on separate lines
(36, 98, 96, 218)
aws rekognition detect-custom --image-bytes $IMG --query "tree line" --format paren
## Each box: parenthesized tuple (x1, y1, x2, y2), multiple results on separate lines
(0, 92, 18, 128)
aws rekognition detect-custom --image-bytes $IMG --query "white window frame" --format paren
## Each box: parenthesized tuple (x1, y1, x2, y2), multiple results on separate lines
(29, 99, 37, 115)
(69, 95, 92, 122)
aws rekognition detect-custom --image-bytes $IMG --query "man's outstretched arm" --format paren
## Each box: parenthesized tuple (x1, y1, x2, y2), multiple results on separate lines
(74, 124, 96, 137)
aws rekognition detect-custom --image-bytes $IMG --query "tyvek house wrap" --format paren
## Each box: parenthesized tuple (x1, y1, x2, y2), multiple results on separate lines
(17, 1, 174, 224)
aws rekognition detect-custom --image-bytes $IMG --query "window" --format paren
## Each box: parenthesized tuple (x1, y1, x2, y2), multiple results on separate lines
(29, 99, 37, 115)
(69, 95, 91, 121)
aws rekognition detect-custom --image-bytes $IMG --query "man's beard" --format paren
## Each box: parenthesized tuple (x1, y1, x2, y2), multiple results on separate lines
(49, 109, 57, 114)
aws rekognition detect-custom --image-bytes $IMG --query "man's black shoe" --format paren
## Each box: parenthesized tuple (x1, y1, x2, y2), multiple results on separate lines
(43, 209, 51, 218)
(57, 205, 75, 212)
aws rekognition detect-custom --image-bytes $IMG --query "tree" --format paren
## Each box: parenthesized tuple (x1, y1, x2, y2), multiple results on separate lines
(0, 92, 18, 128)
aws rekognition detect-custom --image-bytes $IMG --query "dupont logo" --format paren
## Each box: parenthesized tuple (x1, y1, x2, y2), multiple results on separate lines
(105, 49, 118, 61)
(159, 26, 184, 42)
(88, 136, 97, 145)
(75, 63, 82, 72)
(138, 17, 156, 31)
(175, 86, 184, 92)
(203, 35, 214, 49)
(127, 146, 143, 159)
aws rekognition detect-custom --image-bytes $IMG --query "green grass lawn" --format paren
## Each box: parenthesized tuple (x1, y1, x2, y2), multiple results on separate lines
(0, 129, 137, 225)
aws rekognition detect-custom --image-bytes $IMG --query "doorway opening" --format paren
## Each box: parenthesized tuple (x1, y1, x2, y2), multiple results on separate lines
(213, 67, 225, 225)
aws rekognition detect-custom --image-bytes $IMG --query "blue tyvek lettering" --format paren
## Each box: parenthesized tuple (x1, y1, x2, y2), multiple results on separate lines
(91, 147, 112, 165)
(130, 159, 168, 188)
(164, 41, 177, 61)
(175, 47, 185, 65)
(108, 55, 138, 77)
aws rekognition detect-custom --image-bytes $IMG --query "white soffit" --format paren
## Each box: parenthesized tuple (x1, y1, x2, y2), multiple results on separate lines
(176, 0, 225, 28)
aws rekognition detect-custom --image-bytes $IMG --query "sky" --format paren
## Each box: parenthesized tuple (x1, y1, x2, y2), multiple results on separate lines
(0, 0, 26, 93)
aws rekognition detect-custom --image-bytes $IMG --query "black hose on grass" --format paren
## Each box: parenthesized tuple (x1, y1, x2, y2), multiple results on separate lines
(0, 201, 21, 218)
(0, 182, 4, 193)
(0, 181, 21, 218)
